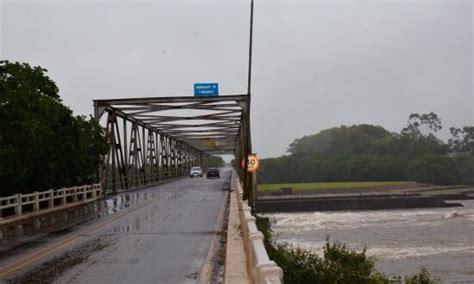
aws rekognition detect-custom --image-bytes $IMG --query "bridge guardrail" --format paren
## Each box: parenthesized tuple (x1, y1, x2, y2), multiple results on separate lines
(235, 178, 283, 284)
(0, 184, 102, 225)
(102, 171, 185, 195)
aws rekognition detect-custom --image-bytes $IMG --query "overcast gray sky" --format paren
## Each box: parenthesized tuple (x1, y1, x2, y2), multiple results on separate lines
(1, 0, 473, 158)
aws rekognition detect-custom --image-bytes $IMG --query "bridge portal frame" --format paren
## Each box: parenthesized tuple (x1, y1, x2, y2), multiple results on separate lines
(94, 95, 254, 206)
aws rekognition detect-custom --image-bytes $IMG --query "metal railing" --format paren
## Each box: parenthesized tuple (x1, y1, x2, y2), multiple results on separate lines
(0, 184, 102, 224)
(102, 169, 185, 195)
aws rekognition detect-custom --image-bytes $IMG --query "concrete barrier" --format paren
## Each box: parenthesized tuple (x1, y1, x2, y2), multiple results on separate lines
(0, 184, 102, 225)
(235, 178, 283, 284)
(256, 194, 464, 213)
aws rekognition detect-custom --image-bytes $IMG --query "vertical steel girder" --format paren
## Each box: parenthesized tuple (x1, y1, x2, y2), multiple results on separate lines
(99, 111, 201, 194)
(233, 101, 254, 208)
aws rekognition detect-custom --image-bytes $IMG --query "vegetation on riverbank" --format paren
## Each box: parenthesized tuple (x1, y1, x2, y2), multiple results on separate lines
(258, 181, 413, 192)
(258, 119, 473, 186)
(208, 155, 225, 168)
(256, 217, 440, 284)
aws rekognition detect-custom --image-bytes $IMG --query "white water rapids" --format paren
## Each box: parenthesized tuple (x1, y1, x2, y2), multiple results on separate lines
(263, 200, 474, 282)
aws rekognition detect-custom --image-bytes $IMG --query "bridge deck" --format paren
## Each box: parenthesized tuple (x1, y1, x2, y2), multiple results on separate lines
(0, 170, 231, 283)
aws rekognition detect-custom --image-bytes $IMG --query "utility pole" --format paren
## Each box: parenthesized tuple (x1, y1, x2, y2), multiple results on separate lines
(245, 0, 255, 209)
(247, 0, 254, 96)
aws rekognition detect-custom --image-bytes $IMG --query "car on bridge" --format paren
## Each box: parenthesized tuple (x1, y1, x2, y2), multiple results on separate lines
(190, 166, 203, 178)
(206, 168, 220, 179)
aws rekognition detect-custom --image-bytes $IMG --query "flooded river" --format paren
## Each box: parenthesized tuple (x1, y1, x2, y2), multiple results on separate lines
(264, 200, 474, 282)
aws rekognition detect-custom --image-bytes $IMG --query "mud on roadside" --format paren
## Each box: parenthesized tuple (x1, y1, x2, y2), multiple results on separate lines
(5, 237, 111, 284)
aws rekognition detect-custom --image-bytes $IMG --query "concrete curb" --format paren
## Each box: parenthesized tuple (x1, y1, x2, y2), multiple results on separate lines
(224, 190, 250, 284)
(232, 173, 283, 284)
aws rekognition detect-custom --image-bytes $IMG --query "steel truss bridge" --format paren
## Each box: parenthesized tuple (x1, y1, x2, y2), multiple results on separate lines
(94, 94, 255, 206)
(95, 0, 256, 207)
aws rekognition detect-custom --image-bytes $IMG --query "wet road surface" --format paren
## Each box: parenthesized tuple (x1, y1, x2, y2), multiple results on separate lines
(0, 170, 231, 283)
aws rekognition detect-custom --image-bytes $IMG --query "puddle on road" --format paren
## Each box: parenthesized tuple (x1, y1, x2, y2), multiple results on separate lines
(0, 191, 168, 257)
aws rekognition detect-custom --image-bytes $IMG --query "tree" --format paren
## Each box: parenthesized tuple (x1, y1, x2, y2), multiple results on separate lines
(401, 112, 442, 140)
(0, 60, 60, 101)
(449, 126, 474, 184)
(287, 124, 391, 156)
(455, 155, 474, 184)
(259, 119, 460, 185)
(449, 126, 474, 155)
(407, 156, 461, 185)
(207, 155, 225, 168)
(0, 61, 108, 195)
(398, 113, 447, 157)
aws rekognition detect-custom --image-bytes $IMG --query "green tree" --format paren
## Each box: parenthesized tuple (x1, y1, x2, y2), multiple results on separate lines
(207, 155, 225, 168)
(455, 155, 474, 184)
(287, 124, 391, 156)
(401, 112, 442, 140)
(398, 113, 447, 157)
(449, 126, 474, 155)
(407, 156, 461, 185)
(0, 61, 108, 195)
(449, 126, 474, 184)
(259, 116, 460, 185)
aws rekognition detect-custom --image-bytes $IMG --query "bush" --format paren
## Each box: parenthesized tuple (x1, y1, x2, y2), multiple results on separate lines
(256, 217, 440, 284)
(256, 217, 388, 283)
(407, 156, 461, 185)
(405, 267, 440, 284)
(269, 240, 388, 283)
(258, 154, 411, 184)
(455, 155, 474, 184)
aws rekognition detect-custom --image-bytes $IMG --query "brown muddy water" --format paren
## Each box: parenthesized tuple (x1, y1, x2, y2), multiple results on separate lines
(263, 200, 474, 282)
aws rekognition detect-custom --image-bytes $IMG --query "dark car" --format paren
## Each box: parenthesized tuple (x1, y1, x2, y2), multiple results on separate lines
(207, 168, 220, 179)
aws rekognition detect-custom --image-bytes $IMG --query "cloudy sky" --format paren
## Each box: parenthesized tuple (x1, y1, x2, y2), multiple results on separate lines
(1, 0, 473, 158)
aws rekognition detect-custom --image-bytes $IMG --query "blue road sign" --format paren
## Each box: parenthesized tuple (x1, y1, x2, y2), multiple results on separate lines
(194, 83, 219, 97)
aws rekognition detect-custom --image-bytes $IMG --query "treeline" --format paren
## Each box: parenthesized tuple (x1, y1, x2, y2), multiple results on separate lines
(258, 115, 474, 185)
(0, 61, 108, 196)
(207, 155, 225, 168)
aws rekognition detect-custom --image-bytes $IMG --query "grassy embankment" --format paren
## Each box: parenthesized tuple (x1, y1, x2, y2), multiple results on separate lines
(258, 181, 414, 192)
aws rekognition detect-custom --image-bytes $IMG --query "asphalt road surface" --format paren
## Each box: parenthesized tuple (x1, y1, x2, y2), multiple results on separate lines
(0, 169, 231, 284)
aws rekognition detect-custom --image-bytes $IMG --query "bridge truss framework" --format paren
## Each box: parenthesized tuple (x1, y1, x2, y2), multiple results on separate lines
(94, 94, 254, 206)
